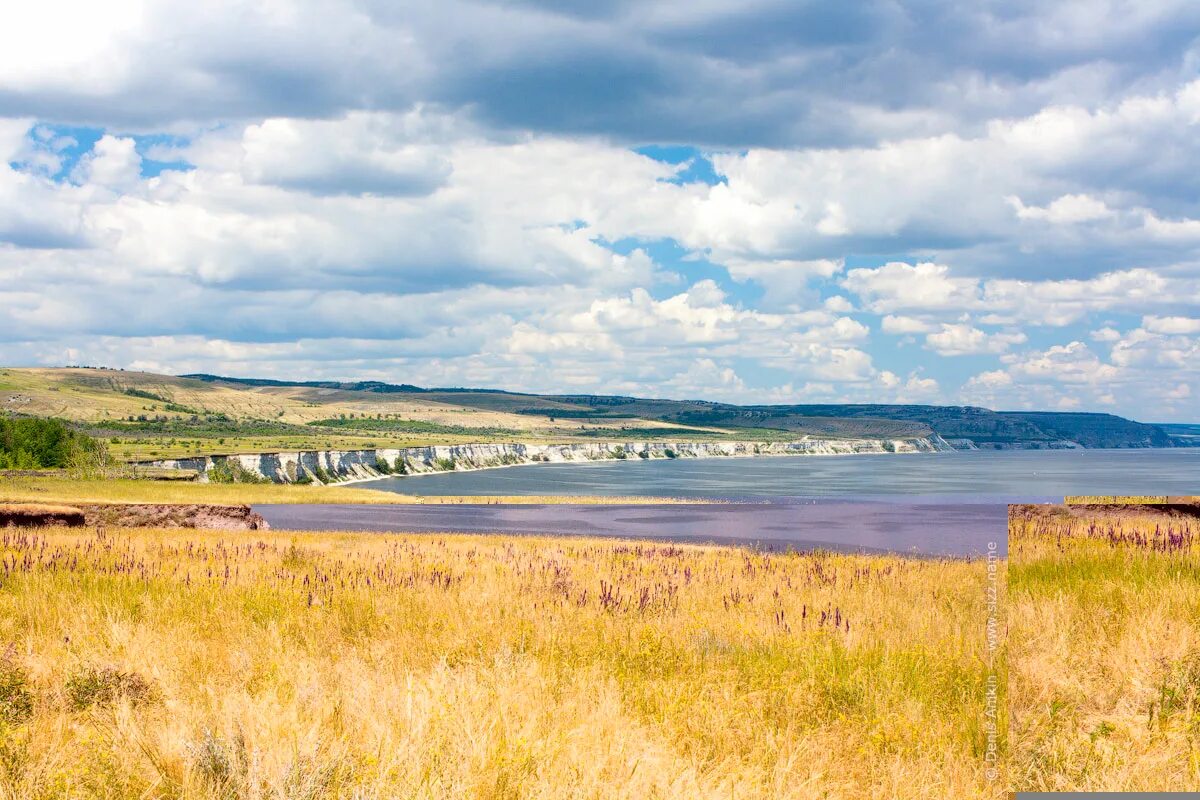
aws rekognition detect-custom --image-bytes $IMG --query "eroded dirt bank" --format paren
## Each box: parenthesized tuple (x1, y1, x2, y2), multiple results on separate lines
(0, 503, 269, 529)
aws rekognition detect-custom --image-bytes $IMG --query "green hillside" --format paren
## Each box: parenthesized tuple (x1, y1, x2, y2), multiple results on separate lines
(182, 373, 1180, 451)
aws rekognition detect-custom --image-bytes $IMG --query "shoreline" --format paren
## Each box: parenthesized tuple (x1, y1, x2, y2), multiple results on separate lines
(142, 435, 952, 486)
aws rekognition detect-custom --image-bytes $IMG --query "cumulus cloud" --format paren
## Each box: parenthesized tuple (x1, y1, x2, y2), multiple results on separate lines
(1008, 193, 1115, 224)
(4, 0, 1199, 147)
(844, 262, 1200, 326)
(238, 113, 456, 196)
(71, 135, 141, 190)
(1004, 342, 1119, 385)
(879, 315, 932, 335)
(1143, 315, 1200, 334)
(925, 324, 1027, 356)
(1, 5, 1200, 419)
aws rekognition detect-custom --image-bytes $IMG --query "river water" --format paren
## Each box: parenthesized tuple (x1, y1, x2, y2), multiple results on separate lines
(357, 448, 1199, 500)
(255, 500, 1008, 557)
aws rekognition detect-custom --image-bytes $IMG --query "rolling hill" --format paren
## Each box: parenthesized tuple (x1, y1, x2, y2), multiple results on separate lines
(0, 367, 1183, 463)
(182, 372, 1178, 450)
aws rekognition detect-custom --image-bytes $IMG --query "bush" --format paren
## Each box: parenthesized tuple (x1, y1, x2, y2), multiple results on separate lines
(433, 457, 456, 471)
(65, 667, 155, 711)
(122, 388, 166, 402)
(207, 460, 270, 484)
(664, 448, 677, 459)
(0, 657, 33, 725)
(164, 402, 199, 414)
(0, 417, 110, 471)
(612, 446, 627, 460)
(373, 458, 393, 475)
(393, 456, 408, 474)
(312, 466, 331, 484)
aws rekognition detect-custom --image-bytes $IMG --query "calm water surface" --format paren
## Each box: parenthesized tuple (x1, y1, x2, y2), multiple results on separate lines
(257, 501, 1007, 557)
(360, 448, 1199, 499)
(256, 449, 1196, 557)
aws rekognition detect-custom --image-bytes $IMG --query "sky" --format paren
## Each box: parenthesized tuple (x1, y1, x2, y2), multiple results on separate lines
(1, 1, 1198, 422)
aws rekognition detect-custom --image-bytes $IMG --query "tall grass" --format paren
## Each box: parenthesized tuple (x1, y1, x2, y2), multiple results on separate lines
(0, 527, 1002, 798)
(1011, 505, 1200, 791)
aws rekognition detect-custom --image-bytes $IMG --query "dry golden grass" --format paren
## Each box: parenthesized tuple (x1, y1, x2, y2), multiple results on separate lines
(1064, 495, 1170, 505)
(1010, 505, 1200, 791)
(0, 367, 550, 430)
(0, 527, 1003, 798)
(0, 503, 85, 516)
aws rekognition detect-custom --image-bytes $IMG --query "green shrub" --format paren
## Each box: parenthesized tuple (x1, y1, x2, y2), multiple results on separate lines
(373, 458, 393, 475)
(393, 457, 408, 474)
(122, 388, 166, 402)
(164, 402, 200, 414)
(65, 667, 155, 711)
(433, 457, 456, 471)
(612, 446, 627, 460)
(0, 657, 33, 725)
(664, 448, 677, 459)
(0, 417, 109, 471)
(207, 460, 270, 484)
(312, 466, 331, 483)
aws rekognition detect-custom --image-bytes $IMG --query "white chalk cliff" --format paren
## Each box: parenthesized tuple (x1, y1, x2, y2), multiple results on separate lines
(144, 436, 954, 484)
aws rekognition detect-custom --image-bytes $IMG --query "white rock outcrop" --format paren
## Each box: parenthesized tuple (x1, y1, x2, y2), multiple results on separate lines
(142, 435, 952, 484)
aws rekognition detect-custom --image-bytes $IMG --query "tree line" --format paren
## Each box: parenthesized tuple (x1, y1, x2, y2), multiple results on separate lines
(0, 417, 109, 471)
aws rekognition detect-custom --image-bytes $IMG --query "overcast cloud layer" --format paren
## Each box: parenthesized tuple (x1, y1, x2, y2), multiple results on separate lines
(1, 0, 1198, 420)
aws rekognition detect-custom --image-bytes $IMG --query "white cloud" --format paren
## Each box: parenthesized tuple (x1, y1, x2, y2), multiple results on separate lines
(880, 314, 935, 335)
(1141, 211, 1200, 241)
(239, 112, 455, 196)
(1002, 341, 1120, 385)
(964, 370, 1013, 390)
(1110, 327, 1200, 369)
(1167, 383, 1192, 400)
(1, 26, 1200, 420)
(926, 324, 1027, 356)
(72, 135, 141, 191)
(843, 262, 981, 314)
(1090, 326, 1123, 341)
(894, 374, 941, 403)
(844, 261, 1200, 326)
(1143, 315, 1200, 334)
(1007, 193, 1115, 224)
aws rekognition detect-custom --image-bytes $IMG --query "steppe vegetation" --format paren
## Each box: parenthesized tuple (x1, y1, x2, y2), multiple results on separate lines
(1011, 504, 1200, 791)
(0, 368, 719, 462)
(0, 527, 1003, 798)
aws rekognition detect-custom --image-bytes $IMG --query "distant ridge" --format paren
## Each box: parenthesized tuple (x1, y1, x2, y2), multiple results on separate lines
(182, 373, 1180, 449)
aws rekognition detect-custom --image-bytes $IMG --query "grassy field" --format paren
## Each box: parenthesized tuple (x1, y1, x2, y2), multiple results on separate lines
(1010, 505, 1200, 791)
(0, 526, 1004, 798)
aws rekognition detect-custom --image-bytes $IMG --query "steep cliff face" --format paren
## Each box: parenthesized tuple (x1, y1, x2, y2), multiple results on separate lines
(143, 436, 951, 484)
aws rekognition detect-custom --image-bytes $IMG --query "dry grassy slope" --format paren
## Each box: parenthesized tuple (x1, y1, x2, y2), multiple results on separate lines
(1011, 505, 1200, 791)
(0, 367, 709, 435)
(0, 527, 1002, 798)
